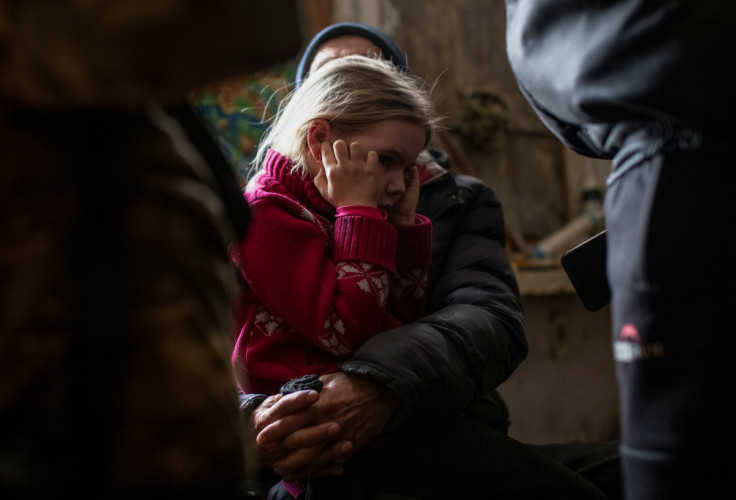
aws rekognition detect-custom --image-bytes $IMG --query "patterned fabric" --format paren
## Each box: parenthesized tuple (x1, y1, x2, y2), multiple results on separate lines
(253, 304, 291, 336)
(338, 261, 391, 307)
(193, 62, 297, 180)
(392, 267, 428, 301)
(232, 149, 432, 395)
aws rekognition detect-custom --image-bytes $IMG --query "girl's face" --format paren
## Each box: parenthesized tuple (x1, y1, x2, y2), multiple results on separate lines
(339, 119, 425, 209)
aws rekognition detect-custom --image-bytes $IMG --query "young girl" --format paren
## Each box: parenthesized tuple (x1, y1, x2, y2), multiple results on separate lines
(231, 55, 438, 395)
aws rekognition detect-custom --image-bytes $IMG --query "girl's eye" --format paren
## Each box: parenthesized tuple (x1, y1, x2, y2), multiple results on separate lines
(378, 155, 393, 167)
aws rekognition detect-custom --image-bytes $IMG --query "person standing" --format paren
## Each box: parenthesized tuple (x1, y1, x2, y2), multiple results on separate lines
(505, 1, 736, 498)
(0, 1, 302, 495)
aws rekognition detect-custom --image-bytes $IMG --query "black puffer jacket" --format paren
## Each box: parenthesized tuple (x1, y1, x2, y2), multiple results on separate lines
(341, 150, 527, 432)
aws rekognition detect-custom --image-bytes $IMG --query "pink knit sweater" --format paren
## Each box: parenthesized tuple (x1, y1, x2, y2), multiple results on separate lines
(232, 149, 432, 395)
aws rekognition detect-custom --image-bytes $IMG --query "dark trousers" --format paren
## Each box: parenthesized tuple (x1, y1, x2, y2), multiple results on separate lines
(268, 415, 620, 499)
(605, 130, 736, 499)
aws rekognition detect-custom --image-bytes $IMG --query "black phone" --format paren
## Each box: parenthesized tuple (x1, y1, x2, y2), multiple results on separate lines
(560, 230, 610, 311)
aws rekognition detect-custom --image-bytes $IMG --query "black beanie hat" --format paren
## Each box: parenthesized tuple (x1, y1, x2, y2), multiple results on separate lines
(295, 22, 409, 88)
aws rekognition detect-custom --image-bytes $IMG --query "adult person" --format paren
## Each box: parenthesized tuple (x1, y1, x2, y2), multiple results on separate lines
(0, 0, 302, 496)
(504, 1, 736, 499)
(240, 22, 621, 500)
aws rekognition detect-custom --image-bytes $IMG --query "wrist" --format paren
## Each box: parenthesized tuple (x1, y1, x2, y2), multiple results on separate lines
(389, 213, 416, 226)
(342, 372, 397, 419)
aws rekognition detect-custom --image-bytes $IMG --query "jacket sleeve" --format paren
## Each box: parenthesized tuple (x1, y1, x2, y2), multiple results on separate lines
(340, 173, 527, 429)
(505, 0, 736, 157)
(239, 195, 400, 355)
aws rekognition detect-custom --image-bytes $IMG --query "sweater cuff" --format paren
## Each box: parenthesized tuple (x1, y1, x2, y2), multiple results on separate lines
(336, 205, 387, 219)
(334, 215, 398, 272)
(395, 214, 432, 268)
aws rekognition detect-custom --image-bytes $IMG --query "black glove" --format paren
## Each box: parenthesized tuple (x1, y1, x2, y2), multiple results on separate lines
(280, 374, 323, 395)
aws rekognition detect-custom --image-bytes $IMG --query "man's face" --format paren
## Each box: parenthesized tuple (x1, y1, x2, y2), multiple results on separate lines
(310, 35, 382, 73)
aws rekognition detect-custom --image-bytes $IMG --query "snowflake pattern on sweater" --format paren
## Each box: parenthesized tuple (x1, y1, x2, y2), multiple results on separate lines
(250, 260, 393, 357)
(339, 261, 390, 307)
(248, 262, 427, 358)
(392, 267, 427, 301)
(253, 306, 288, 336)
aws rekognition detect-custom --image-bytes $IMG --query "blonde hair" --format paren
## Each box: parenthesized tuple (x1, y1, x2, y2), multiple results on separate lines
(254, 55, 437, 175)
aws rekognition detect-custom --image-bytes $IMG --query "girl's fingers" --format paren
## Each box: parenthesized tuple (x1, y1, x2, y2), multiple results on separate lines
(348, 141, 365, 164)
(365, 150, 379, 170)
(405, 165, 419, 187)
(323, 140, 369, 170)
(330, 139, 348, 162)
(313, 164, 326, 192)
(321, 140, 335, 165)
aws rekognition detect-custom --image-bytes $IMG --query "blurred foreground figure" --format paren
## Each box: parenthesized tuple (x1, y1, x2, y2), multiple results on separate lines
(0, 1, 301, 496)
(505, 1, 736, 498)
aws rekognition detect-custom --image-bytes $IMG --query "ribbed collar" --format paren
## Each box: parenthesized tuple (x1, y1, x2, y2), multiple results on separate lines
(261, 148, 335, 216)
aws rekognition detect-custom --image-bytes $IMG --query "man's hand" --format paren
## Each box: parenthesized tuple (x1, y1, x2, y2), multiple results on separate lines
(313, 372, 397, 457)
(251, 373, 396, 481)
(253, 390, 353, 481)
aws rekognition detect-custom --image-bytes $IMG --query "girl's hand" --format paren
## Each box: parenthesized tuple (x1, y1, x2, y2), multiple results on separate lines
(313, 140, 381, 208)
(388, 165, 420, 226)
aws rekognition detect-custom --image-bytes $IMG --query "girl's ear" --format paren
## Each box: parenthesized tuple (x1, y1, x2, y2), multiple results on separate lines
(306, 119, 331, 162)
